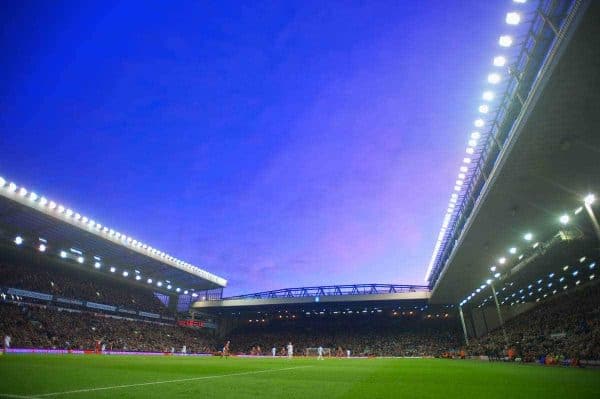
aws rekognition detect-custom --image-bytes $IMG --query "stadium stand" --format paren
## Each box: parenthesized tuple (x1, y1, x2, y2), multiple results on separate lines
(226, 317, 461, 357)
(0, 301, 217, 353)
(469, 281, 600, 362)
(0, 260, 168, 315)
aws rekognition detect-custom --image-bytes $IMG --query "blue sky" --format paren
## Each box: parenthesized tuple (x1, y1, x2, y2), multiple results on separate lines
(0, 1, 506, 295)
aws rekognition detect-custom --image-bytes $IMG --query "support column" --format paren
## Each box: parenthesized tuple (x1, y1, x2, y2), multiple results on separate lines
(458, 305, 469, 346)
(490, 283, 509, 346)
(584, 203, 600, 244)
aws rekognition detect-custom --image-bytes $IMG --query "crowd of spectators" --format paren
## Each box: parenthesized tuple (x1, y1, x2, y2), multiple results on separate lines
(227, 318, 461, 357)
(0, 302, 217, 353)
(0, 261, 169, 315)
(469, 282, 600, 361)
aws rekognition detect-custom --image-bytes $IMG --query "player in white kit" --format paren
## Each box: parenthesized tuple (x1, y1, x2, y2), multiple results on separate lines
(272, 346, 277, 357)
(3, 335, 10, 354)
(317, 346, 324, 360)
(287, 342, 293, 359)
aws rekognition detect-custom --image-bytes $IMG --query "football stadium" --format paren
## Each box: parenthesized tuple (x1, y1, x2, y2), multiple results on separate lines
(1, 0, 600, 398)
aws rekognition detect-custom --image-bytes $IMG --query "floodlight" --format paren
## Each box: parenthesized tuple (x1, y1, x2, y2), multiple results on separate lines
(559, 214, 569, 225)
(487, 73, 501, 84)
(523, 232, 533, 241)
(157, 281, 163, 287)
(460, 166, 468, 173)
(463, 157, 471, 164)
(506, 12, 521, 25)
(575, 206, 583, 214)
(14, 236, 24, 245)
(499, 35, 513, 47)
(122, 271, 129, 277)
(513, 0, 526, 4)
(60, 251, 67, 258)
(110, 266, 116, 273)
(509, 247, 517, 254)
(29, 192, 38, 201)
(584, 194, 595, 206)
(474, 119, 485, 127)
(0, 177, 5, 187)
(468, 139, 477, 147)
(77, 256, 84, 264)
(498, 257, 506, 264)
(470, 132, 481, 140)
(39, 244, 47, 252)
(94, 262, 101, 269)
(482, 91, 494, 101)
(490, 266, 497, 272)
(486, 279, 492, 285)
(18, 187, 27, 197)
(176, 288, 181, 293)
(493, 56, 506, 67)
(579, 256, 586, 263)
(167, 284, 172, 290)
(478, 104, 489, 114)
(147, 278, 153, 284)
(39, 197, 48, 206)
(184, 290, 189, 295)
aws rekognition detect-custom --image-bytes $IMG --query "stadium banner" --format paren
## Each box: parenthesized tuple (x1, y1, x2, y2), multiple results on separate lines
(6, 348, 212, 356)
(55, 297, 84, 306)
(118, 308, 137, 315)
(86, 301, 117, 312)
(177, 319, 204, 328)
(7, 348, 85, 355)
(139, 311, 160, 319)
(162, 316, 176, 321)
(7, 288, 53, 301)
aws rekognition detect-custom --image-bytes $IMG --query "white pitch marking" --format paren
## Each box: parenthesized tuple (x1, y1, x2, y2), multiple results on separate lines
(29, 365, 312, 397)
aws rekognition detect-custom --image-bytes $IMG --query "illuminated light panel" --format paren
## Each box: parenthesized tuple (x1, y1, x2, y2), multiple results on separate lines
(506, 12, 521, 25)
(499, 35, 513, 47)
(493, 56, 506, 67)
(487, 73, 501, 84)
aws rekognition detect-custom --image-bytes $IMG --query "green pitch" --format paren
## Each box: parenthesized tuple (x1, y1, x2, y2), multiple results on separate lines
(0, 355, 599, 398)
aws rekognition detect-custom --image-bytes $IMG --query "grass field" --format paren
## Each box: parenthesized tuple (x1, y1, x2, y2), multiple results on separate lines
(0, 355, 599, 398)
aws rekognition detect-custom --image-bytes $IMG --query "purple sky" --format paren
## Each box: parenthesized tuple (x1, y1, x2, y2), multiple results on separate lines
(0, 1, 506, 295)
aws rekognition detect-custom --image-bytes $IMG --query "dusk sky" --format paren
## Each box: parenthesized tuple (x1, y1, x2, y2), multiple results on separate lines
(1, 1, 506, 295)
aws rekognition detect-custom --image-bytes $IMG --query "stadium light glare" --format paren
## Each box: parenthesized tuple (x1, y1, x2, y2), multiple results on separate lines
(135, 275, 141, 281)
(18, 187, 27, 197)
(167, 284, 172, 290)
(0, 177, 5, 187)
(579, 256, 586, 263)
(94, 262, 101, 269)
(65, 209, 73, 217)
(14, 236, 24, 245)
(482, 91, 494, 101)
(513, 0, 527, 4)
(486, 279, 493, 285)
(487, 73, 501, 84)
(463, 157, 471, 164)
(176, 288, 181, 293)
(29, 192, 38, 201)
(60, 251, 67, 258)
(110, 266, 116, 273)
(499, 35, 513, 47)
(490, 266, 497, 272)
(523, 232, 533, 241)
(122, 271, 129, 277)
(39, 197, 48, 206)
(191, 293, 198, 298)
(478, 104, 489, 114)
(506, 12, 521, 25)
(584, 193, 595, 206)
(509, 247, 517, 254)
(8, 182, 17, 192)
(559, 214, 569, 225)
(184, 290, 189, 295)
(498, 257, 506, 265)
(147, 278, 153, 284)
(459, 166, 468, 173)
(575, 206, 583, 214)
(38, 244, 46, 252)
(493, 56, 507, 67)
(474, 119, 485, 127)
(77, 256, 84, 264)
(470, 132, 481, 140)
(157, 281, 163, 287)
(468, 139, 477, 147)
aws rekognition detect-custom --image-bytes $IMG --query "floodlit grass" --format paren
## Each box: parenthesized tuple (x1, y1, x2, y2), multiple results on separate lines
(0, 355, 599, 398)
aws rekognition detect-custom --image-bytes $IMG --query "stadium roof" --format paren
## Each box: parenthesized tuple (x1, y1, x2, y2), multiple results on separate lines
(193, 284, 431, 313)
(0, 175, 227, 292)
(429, 1, 600, 304)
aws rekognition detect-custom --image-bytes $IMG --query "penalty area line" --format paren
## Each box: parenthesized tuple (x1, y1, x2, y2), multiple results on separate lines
(22, 365, 313, 398)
